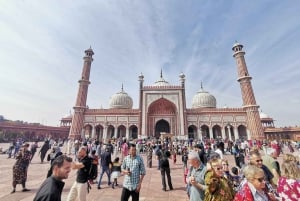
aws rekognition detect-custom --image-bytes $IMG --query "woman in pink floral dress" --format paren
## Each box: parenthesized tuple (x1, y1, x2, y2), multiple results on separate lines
(277, 154, 300, 201)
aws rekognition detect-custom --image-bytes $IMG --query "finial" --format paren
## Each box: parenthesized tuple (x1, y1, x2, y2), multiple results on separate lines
(160, 68, 163, 78)
(200, 81, 203, 89)
(121, 83, 124, 92)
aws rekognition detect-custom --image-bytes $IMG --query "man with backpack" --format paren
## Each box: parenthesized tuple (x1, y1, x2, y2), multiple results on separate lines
(66, 146, 91, 201)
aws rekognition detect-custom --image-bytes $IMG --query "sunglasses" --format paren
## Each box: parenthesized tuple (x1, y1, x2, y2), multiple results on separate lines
(213, 167, 223, 171)
(222, 164, 229, 166)
(256, 159, 263, 163)
(255, 177, 266, 183)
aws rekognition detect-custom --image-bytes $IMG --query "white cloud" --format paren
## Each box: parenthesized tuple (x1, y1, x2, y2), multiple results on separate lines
(0, 0, 299, 127)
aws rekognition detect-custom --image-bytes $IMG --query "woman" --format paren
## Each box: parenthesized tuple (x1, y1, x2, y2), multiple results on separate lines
(277, 154, 300, 201)
(204, 158, 235, 201)
(11, 143, 32, 193)
(234, 165, 275, 201)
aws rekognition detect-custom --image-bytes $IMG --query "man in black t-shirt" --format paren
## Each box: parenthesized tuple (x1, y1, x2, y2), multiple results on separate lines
(66, 146, 91, 201)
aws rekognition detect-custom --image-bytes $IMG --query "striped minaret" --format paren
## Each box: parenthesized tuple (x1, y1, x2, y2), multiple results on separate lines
(68, 47, 94, 139)
(232, 43, 264, 140)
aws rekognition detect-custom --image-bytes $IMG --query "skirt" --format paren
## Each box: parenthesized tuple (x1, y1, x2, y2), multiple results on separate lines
(111, 171, 121, 179)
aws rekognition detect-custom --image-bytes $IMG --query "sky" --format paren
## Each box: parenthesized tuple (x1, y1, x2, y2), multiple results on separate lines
(0, 0, 299, 127)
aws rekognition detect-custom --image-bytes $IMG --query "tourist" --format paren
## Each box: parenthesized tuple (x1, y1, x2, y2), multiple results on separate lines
(33, 155, 72, 201)
(159, 150, 173, 191)
(110, 157, 121, 189)
(277, 154, 300, 201)
(30, 141, 39, 161)
(234, 165, 274, 201)
(97, 147, 112, 189)
(204, 158, 235, 201)
(39, 140, 50, 163)
(120, 144, 146, 201)
(66, 146, 91, 201)
(11, 143, 32, 193)
(186, 150, 206, 201)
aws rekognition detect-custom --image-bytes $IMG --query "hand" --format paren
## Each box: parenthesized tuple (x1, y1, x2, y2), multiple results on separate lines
(135, 183, 141, 192)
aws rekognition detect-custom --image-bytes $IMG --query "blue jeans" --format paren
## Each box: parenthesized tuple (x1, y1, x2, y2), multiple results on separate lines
(97, 166, 111, 187)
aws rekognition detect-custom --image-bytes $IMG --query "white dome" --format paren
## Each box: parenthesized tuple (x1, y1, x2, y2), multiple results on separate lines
(260, 112, 270, 119)
(109, 86, 133, 109)
(192, 85, 216, 108)
(153, 70, 170, 86)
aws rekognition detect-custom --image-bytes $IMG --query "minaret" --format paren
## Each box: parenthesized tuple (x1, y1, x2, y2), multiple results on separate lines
(232, 43, 264, 140)
(69, 47, 94, 139)
(138, 73, 144, 136)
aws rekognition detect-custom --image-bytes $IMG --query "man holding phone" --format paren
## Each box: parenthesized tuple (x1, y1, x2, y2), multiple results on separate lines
(121, 143, 146, 201)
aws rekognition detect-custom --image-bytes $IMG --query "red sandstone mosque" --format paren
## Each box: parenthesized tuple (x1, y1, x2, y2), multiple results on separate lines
(63, 43, 299, 142)
(1, 43, 299, 142)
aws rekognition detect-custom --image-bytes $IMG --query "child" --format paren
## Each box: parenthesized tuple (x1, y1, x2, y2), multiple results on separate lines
(110, 157, 121, 188)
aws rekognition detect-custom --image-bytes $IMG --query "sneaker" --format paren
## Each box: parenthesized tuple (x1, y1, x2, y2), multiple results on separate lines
(97, 186, 101, 189)
(22, 188, 30, 192)
(115, 183, 119, 186)
(10, 189, 16, 194)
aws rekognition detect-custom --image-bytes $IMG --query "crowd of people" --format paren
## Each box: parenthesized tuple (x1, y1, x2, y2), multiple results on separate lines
(5, 136, 300, 201)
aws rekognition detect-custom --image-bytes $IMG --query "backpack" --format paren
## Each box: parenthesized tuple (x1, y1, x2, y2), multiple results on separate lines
(88, 158, 98, 180)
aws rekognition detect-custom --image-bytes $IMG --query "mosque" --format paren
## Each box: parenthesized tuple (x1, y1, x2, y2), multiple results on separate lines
(63, 43, 299, 142)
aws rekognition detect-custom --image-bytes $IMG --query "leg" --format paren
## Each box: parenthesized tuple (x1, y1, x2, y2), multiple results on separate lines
(77, 182, 87, 201)
(105, 167, 111, 185)
(166, 168, 173, 190)
(160, 168, 166, 190)
(66, 182, 78, 201)
(131, 189, 140, 201)
(97, 167, 105, 188)
(120, 188, 131, 201)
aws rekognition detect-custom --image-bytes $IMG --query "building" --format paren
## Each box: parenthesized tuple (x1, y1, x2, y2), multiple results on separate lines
(66, 43, 299, 142)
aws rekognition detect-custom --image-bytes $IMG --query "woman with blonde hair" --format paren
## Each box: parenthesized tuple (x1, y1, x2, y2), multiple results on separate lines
(234, 165, 275, 201)
(277, 154, 300, 201)
(204, 158, 235, 201)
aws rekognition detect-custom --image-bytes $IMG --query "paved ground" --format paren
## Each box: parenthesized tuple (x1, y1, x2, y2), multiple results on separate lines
(0, 143, 297, 201)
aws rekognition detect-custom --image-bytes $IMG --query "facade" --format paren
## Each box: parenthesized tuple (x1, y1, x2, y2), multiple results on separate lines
(67, 43, 299, 142)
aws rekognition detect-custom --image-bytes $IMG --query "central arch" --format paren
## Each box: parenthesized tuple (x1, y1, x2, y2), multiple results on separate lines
(155, 119, 170, 138)
(147, 98, 177, 137)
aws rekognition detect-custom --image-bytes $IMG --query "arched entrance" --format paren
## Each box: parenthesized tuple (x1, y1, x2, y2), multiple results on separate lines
(107, 125, 115, 139)
(147, 98, 177, 137)
(117, 125, 126, 138)
(238, 125, 247, 140)
(95, 125, 103, 141)
(200, 125, 210, 140)
(155, 119, 170, 138)
(212, 125, 222, 139)
(84, 124, 92, 138)
(129, 125, 138, 139)
(188, 125, 197, 139)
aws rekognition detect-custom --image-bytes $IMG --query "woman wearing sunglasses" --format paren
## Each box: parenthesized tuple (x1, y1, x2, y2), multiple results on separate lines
(204, 158, 235, 201)
(234, 165, 276, 201)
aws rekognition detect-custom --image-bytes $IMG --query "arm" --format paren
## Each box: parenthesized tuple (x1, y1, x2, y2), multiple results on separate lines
(72, 162, 85, 169)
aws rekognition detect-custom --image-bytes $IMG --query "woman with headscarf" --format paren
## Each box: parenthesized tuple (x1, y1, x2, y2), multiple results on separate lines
(11, 143, 32, 193)
(46, 146, 63, 177)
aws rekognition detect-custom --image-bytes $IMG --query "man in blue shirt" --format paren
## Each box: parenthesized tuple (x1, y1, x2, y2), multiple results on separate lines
(121, 143, 146, 201)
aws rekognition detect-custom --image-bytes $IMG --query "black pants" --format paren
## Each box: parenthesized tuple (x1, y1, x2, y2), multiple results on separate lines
(121, 187, 139, 201)
(160, 168, 173, 190)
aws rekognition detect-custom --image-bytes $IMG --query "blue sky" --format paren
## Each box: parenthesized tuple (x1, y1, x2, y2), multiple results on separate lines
(0, 0, 299, 127)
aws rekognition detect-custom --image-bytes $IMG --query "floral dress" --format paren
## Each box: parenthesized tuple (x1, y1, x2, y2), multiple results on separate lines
(204, 170, 235, 201)
(12, 150, 31, 184)
(277, 177, 300, 201)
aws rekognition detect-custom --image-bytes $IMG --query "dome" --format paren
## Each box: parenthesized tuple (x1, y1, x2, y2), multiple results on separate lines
(153, 69, 170, 86)
(109, 85, 133, 109)
(192, 84, 216, 108)
(260, 111, 270, 119)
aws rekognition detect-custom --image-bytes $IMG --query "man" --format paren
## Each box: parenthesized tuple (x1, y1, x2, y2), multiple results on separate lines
(66, 146, 92, 201)
(159, 150, 173, 191)
(187, 151, 206, 201)
(97, 147, 112, 189)
(30, 141, 38, 161)
(33, 155, 72, 201)
(121, 144, 146, 201)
